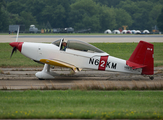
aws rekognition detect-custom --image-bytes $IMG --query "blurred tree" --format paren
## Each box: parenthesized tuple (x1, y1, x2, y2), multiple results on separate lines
(52, 5, 66, 28)
(117, 0, 154, 30)
(40, 0, 70, 28)
(0, 0, 10, 32)
(69, 0, 102, 32)
(149, 5, 163, 29)
(7, 0, 25, 15)
(25, 0, 45, 25)
(114, 8, 133, 29)
(41, 5, 54, 27)
(1, 0, 163, 32)
(9, 14, 22, 25)
(0, 0, 3, 31)
(20, 11, 37, 29)
(46, 21, 52, 29)
(95, 0, 123, 7)
(157, 8, 163, 32)
(99, 6, 116, 31)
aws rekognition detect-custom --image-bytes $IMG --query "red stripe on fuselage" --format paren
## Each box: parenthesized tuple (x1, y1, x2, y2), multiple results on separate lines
(98, 56, 108, 71)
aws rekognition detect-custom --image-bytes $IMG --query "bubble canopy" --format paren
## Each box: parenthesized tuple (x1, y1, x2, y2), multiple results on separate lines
(52, 39, 104, 53)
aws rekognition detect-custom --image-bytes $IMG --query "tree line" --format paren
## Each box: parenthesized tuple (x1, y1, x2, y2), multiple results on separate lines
(0, 0, 163, 32)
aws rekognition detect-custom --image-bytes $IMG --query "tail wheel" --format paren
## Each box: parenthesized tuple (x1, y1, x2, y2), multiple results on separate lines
(149, 76, 154, 80)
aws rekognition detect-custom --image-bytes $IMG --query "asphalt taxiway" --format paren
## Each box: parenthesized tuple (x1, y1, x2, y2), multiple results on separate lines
(0, 34, 163, 43)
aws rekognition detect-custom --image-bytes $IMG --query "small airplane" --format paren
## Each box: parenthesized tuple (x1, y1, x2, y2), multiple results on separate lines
(9, 27, 154, 80)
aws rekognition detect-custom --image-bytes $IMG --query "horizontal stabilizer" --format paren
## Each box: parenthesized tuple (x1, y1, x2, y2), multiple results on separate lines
(40, 59, 79, 72)
(126, 60, 146, 69)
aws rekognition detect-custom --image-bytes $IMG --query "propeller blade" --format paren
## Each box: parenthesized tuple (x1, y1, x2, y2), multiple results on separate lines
(10, 47, 17, 58)
(10, 26, 21, 58)
(16, 26, 19, 42)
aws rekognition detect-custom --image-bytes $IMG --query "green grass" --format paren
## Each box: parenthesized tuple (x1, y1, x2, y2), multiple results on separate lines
(1, 42, 162, 67)
(0, 90, 162, 119)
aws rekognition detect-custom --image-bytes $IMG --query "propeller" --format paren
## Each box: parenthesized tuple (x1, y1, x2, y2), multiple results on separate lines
(9, 26, 23, 58)
(10, 46, 17, 58)
(10, 26, 19, 58)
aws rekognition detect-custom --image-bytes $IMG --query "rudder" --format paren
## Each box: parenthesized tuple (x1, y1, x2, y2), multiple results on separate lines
(127, 41, 154, 75)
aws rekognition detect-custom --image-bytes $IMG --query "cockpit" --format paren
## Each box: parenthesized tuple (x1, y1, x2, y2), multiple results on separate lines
(52, 39, 104, 53)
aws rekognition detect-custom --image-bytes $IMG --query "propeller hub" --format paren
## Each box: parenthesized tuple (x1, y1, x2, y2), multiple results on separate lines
(9, 42, 23, 52)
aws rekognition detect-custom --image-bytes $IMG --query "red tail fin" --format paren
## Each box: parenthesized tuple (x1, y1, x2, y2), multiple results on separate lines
(127, 41, 154, 75)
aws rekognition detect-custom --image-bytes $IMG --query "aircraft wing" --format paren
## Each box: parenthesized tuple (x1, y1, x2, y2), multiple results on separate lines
(40, 59, 80, 72)
(126, 60, 146, 69)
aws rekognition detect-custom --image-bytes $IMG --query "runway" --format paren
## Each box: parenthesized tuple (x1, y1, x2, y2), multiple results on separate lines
(0, 34, 163, 43)
(16, 35, 163, 38)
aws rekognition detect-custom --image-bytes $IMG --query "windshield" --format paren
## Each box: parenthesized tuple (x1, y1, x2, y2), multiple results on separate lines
(52, 39, 61, 46)
(67, 40, 104, 53)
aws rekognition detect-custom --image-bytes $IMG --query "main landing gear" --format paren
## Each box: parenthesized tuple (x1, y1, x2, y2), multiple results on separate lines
(35, 64, 56, 80)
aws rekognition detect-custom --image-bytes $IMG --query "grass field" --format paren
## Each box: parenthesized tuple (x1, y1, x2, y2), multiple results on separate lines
(0, 90, 162, 119)
(0, 42, 163, 67)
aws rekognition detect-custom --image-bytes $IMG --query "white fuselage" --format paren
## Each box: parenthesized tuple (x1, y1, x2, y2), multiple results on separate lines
(21, 42, 142, 75)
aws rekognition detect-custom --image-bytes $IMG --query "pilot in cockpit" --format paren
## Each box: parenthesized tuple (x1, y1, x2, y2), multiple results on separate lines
(61, 42, 67, 51)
